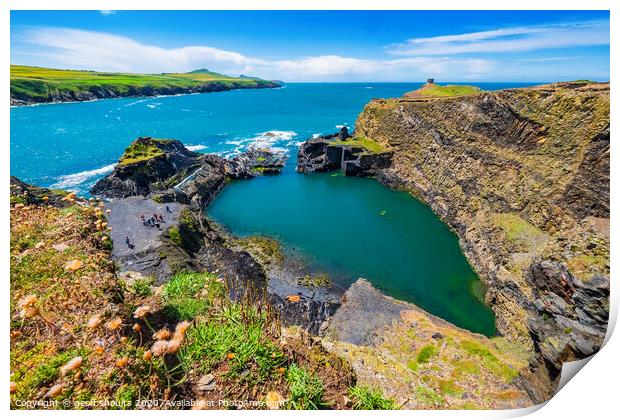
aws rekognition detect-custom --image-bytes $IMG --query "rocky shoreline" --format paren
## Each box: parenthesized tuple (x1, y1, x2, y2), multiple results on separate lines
(88, 137, 341, 335)
(10, 80, 282, 107)
(303, 81, 610, 403)
(9, 81, 608, 408)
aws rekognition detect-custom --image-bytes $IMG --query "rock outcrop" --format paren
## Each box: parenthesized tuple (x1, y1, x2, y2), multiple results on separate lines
(350, 81, 610, 402)
(95, 137, 337, 334)
(321, 279, 532, 409)
(105, 197, 265, 291)
(10, 176, 82, 208)
(296, 133, 392, 176)
(91, 137, 286, 207)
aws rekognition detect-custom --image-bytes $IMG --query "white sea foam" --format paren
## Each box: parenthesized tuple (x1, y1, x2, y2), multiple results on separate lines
(146, 102, 162, 109)
(124, 99, 149, 107)
(312, 133, 320, 139)
(186, 144, 208, 151)
(50, 163, 117, 189)
(219, 130, 298, 158)
(248, 130, 297, 148)
(225, 140, 244, 146)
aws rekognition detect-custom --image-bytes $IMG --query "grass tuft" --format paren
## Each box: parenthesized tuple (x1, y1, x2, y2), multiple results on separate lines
(416, 344, 437, 364)
(162, 271, 223, 321)
(285, 364, 326, 410)
(178, 302, 286, 387)
(348, 386, 397, 410)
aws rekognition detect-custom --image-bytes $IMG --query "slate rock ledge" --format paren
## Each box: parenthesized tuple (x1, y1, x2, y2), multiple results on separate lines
(91, 137, 337, 334)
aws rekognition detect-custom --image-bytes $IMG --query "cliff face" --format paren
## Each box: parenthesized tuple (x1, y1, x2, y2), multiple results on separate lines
(296, 133, 393, 176)
(91, 137, 286, 207)
(354, 82, 610, 402)
(10, 79, 282, 106)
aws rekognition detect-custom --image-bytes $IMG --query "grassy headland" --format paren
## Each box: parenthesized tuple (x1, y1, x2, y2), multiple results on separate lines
(405, 83, 482, 98)
(117, 138, 171, 166)
(10, 65, 282, 105)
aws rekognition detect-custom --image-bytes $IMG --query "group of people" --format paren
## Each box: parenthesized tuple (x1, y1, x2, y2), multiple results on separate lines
(125, 206, 174, 248)
(141, 213, 165, 229)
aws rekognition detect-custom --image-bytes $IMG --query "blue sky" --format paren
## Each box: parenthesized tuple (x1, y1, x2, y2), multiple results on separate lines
(10, 10, 610, 82)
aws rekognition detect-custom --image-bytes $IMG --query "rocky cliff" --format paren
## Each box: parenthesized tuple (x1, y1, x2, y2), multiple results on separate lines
(91, 138, 337, 334)
(10, 79, 282, 106)
(352, 81, 610, 402)
(296, 132, 393, 176)
(91, 137, 286, 207)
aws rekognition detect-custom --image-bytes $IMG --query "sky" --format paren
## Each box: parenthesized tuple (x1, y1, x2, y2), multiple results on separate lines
(10, 10, 610, 82)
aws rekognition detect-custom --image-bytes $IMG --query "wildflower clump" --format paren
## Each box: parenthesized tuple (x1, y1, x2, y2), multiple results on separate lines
(149, 321, 191, 357)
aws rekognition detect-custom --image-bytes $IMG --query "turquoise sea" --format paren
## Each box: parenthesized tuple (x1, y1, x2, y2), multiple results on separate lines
(10, 82, 538, 335)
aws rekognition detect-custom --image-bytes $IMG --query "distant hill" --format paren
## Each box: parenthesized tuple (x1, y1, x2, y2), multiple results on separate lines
(185, 68, 228, 77)
(10, 65, 282, 106)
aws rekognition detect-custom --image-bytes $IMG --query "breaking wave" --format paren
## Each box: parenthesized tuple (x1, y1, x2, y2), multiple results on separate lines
(221, 130, 297, 157)
(186, 144, 208, 151)
(50, 163, 117, 189)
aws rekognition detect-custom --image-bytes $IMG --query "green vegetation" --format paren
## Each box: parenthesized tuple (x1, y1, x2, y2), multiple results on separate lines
(118, 138, 170, 166)
(329, 135, 386, 154)
(492, 213, 548, 252)
(178, 208, 198, 230)
(9, 201, 173, 407)
(162, 271, 224, 321)
(168, 226, 182, 247)
(416, 83, 481, 97)
(130, 276, 154, 297)
(12, 346, 86, 399)
(297, 273, 332, 288)
(438, 379, 464, 397)
(179, 303, 286, 388)
(414, 385, 444, 406)
(10, 200, 353, 410)
(114, 384, 139, 409)
(406, 359, 419, 372)
(452, 359, 480, 376)
(235, 235, 284, 265)
(416, 344, 437, 364)
(348, 386, 397, 410)
(459, 340, 518, 382)
(566, 253, 609, 282)
(10, 65, 279, 104)
(285, 364, 326, 410)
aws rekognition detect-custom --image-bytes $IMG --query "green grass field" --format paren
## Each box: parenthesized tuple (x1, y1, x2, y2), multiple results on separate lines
(329, 135, 386, 154)
(414, 83, 482, 97)
(10, 65, 279, 104)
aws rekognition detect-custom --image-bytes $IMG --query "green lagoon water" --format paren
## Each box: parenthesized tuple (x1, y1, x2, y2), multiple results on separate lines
(209, 170, 495, 336)
(9, 82, 538, 336)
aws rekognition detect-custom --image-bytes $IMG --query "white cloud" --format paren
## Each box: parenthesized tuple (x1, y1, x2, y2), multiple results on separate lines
(387, 20, 609, 56)
(515, 56, 581, 63)
(99, 10, 116, 16)
(15, 27, 496, 81)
